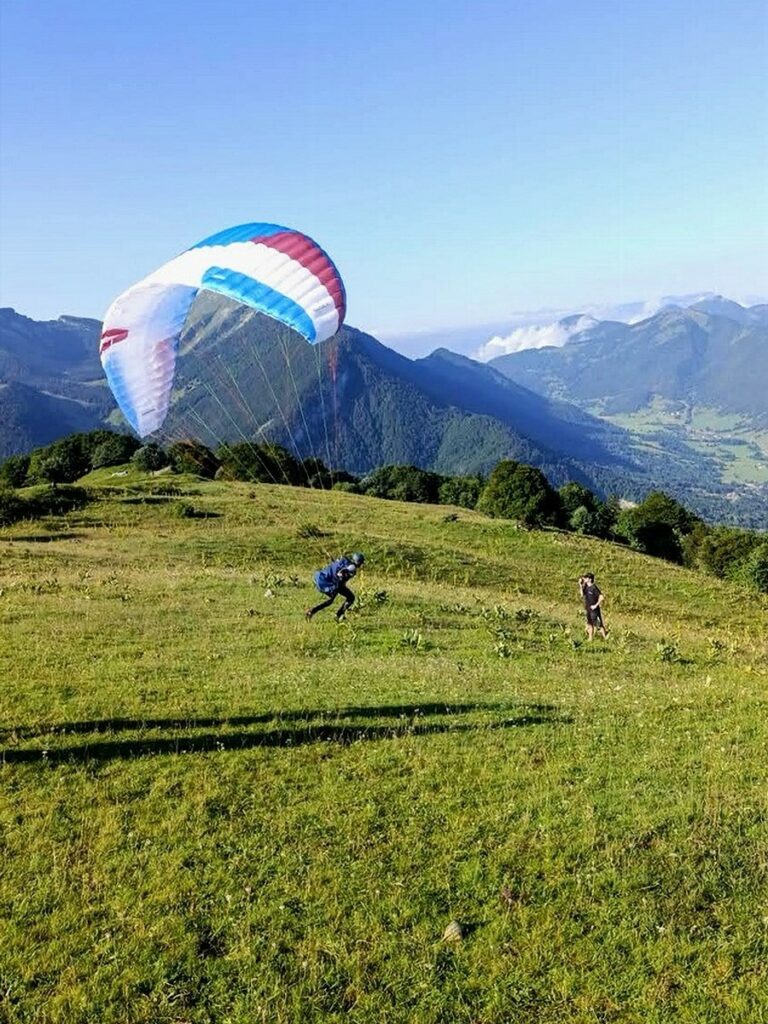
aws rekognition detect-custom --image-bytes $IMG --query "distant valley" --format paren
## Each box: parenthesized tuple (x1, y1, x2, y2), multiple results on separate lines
(490, 297, 768, 526)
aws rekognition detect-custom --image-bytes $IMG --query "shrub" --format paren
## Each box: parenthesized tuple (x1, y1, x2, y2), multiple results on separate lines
(656, 642, 682, 664)
(477, 460, 561, 528)
(304, 464, 359, 489)
(0, 483, 90, 523)
(328, 469, 358, 486)
(300, 457, 336, 489)
(568, 499, 617, 538)
(147, 482, 183, 497)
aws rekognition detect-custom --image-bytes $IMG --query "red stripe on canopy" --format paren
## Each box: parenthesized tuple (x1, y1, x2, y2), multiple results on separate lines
(250, 231, 346, 324)
(99, 328, 129, 354)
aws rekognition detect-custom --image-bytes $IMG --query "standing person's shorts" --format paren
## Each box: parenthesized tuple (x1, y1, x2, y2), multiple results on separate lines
(586, 606, 603, 627)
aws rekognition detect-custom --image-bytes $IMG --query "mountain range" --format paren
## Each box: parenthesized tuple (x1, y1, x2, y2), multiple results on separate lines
(1, 296, 766, 526)
(382, 292, 768, 359)
(0, 308, 110, 454)
(491, 303, 768, 418)
(489, 299, 768, 525)
(164, 293, 634, 493)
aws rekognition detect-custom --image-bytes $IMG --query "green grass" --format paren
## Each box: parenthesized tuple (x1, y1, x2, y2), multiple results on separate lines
(1, 477, 767, 1023)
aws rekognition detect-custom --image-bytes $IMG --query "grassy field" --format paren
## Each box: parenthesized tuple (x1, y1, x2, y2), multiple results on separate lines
(1, 473, 767, 1023)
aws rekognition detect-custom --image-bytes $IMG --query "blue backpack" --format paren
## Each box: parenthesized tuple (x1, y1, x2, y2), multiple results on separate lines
(314, 557, 354, 595)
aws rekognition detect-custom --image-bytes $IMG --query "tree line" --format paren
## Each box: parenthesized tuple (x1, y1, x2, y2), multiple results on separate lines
(1, 430, 766, 594)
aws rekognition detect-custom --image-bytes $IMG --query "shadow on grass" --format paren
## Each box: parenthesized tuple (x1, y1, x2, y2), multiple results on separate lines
(2, 702, 559, 741)
(1, 706, 571, 764)
(181, 510, 222, 519)
(120, 496, 178, 505)
(6, 533, 84, 543)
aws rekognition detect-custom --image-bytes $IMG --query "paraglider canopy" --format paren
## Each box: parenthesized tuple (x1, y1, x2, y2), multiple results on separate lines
(99, 223, 346, 437)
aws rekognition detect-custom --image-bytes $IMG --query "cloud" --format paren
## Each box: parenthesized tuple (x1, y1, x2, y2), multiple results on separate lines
(625, 298, 669, 323)
(622, 294, 711, 324)
(473, 315, 597, 362)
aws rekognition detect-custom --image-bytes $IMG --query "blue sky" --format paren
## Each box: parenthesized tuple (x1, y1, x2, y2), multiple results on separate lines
(1, 0, 766, 335)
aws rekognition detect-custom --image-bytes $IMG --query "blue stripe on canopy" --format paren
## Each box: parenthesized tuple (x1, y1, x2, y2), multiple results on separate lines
(191, 223, 288, 249)
(103, 356, 140, 435)
(200, 267, 317, 343)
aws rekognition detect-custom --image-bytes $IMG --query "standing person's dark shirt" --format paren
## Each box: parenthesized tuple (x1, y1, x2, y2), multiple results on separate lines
(582, 583, 601, 610)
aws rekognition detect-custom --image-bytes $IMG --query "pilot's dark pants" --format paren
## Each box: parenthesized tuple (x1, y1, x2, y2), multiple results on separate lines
(307, 583, 355, 619)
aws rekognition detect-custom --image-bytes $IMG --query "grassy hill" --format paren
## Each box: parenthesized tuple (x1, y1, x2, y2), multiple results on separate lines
(1, 475, 766, 1023)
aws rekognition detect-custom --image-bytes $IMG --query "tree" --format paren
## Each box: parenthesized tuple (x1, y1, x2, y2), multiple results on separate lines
(0, 454, 30, 488)
(477, 460, 561, 527)
(131, 443, 169, 473)
(636, 490, 701, 535)
(216, 442, 302, 485)
(613, 491, 703, 563)
(91, 433, 141, 469)
(559, 482, 598, 519)
(259, 444, 303, 485)
(0, 487, 26, 525)
(27, 431, 119, 484)
(592, 497, 620, 539)
(361, 465, 444, 504)
(439, 475, 483, 510)
(569, 505, 596, 534)
(37, 449, 82, 487)
(167, 440, 220, 478)
(692, 527, 762, 579)
(614, 507, 683, 562)
(681, 521, 710, 569)
(742, 542, 768, 594)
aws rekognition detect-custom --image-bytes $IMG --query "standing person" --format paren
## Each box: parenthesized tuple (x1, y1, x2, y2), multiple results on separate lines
(578, 573, 608, 640)
(306, 552, 365, 621)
